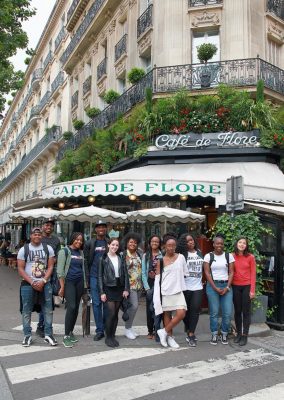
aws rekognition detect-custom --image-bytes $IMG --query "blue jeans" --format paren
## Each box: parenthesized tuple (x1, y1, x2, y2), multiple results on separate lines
(21, 283, 53, 337)
(90, 276, 105, 334)
(206, 281, 233, 335)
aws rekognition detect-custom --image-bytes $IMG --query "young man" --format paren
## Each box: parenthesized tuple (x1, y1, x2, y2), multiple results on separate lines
(36, 219, 61, 338)
(84, 220, 108, 341)
(17, 227, 57, 347)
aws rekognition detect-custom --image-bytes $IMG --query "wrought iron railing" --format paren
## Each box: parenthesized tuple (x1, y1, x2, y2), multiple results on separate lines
(189, 0, 223, 6)
(39, 91, 51, 112)
(267, 0, 284, 20)
(115, 34, 127, 62)
(83, 75, 92, 96)
(67, 0, 81, 23)
(57, 58, 284, 159)
(51, 71, 65, 94)
(61, 0, 106, 65)
(71, 90, 79, 109)
(137, 4, 153, 38)
(97, 58, 107, 80)
(31, 68, 43, 84)
(0, 126, 62, 192)
(9, 141, 16, 153)
(16, 123, 29, 146)
(29, 105, 40, 120)
(55, 26, 66, 51)
(17, 87, 33, 118)
(43, 50, 53, 71)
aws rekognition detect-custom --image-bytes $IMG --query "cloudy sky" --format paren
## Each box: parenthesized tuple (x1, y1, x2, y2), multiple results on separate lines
(11, 0, 57, 71)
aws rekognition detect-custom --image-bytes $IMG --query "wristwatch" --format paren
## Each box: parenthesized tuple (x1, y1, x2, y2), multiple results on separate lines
(226, 286, 231, 291)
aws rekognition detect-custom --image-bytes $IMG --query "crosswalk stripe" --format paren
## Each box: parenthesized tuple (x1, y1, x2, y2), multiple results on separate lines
(231, 382, 284, 399)
(34, 349, 284, 400)
(0, 345, 55, 358)
(7, 347, 178, 384)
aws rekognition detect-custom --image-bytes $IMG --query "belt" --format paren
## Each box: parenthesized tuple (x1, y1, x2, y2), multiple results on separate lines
(214, 280, 228, 283)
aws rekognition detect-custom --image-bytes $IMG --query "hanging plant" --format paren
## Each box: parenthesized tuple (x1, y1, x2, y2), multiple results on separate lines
(85, 107, 101, 118)
(72, 119, 85, 131)
(103, 89, 120, 104)
(63, 131, 73, 141)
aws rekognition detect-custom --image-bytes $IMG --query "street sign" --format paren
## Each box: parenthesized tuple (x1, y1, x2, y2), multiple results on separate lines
(226, 175, 244, 212)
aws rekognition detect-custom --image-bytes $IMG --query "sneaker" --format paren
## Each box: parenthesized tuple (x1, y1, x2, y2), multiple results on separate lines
(63, 336, 73, 348)
(93, 332, 105, 341)
(157, 328, 168, 348)
(125, 328, 136, 340)
(44, 335, 58, 346)
(69, 332, 78, 343)
(130, 328, 139, 338)
(22, 336, 32, 347)
(221, 334, 228, 345)
(167, 336, 180, 349)
(239, 335, 248, 346)
(210, 334, 218, 345)
(186, 335, 196, 347)
(36, 325, 45, 338)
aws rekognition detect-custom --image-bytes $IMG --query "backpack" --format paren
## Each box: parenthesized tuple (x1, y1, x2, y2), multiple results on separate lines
(209, 251, 230, 268)
(24, 242, 49, 262)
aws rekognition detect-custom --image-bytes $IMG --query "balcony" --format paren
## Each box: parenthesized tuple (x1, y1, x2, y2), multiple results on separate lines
(51, 71, 65, 96)
(71, 90, 79, 109)
(0, 126, 62, 193)
(29, 105, 40, 126)
(137, 4, 153, 39)
(267, 0, 284, 20)
(188, 0, 223, 6)
(18, 87, 33, 116)
(67, 0, 90, 31)
(43, 50, 53, 71)
(9, 141, 16, 154)
(31, 68, 43, 90)
(16, 123, 29, 146)
(11, 112, 18, 126)
(97, 58, 107, 81)
(83, 75, 92, 97)
(54, 26, 66, 52)
(39, 91, 51, 112)
(115, 34, 127, 62)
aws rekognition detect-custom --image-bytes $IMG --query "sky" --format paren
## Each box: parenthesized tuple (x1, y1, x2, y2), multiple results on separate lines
(11, 0, 57, 72)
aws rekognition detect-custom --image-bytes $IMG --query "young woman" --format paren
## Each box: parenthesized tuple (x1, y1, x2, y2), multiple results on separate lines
(142, 235, 162, 339)
(204, 234, 234, 345)
(98, 238, 129, 348)
(232, 237, 256, 346)
(153, 236, 188, 349)
(57, 232, 86, 348)
(176, 233, 203, 347)
(121, 232, 143, 340)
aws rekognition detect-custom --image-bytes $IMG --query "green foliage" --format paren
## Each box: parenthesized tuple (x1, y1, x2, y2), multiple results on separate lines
(103, 89, 120, 104)
(197, 43, 218, 63)
(72, 119, 85, 130)
(0, 0, 35, 112)
(145, 87, 153, 114)
(85, 107, 101, 118)
(63, 131, 73, 141)
(25, 47, 36, 57)
(24, 57, 31, 65)
(127, 67, 146, 84)
(256, 79, 264, 103)
(7, 100, 13, 106)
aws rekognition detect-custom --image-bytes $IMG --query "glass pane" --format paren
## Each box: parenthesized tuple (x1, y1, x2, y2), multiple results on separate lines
(192, 30, 220, 64)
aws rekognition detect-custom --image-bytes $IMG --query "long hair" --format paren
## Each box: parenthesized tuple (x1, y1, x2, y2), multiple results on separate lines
(68, 232, 84, 248)
(234, 236, 250, 256)
(176, 233, 198, 259)
(145, 235, 161, 265)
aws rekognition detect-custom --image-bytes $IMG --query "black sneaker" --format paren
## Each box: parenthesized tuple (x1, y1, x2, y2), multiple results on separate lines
(221, 334, 228, 345)
(36, 325, 45, 338)
(44, 335, 58, 346)
(186, 335, 197, 347)
(210, 334, 218, 345)
(22, 336, 32, 347)
(93, 332, 105, 341)
(105, 337, 116, 348)
(239, 335, 248, 346)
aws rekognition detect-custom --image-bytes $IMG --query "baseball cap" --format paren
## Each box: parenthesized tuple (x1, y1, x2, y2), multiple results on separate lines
(31, 227, 42, 234)
(95, 220, 107, 227)
(42, 218, 56, 225)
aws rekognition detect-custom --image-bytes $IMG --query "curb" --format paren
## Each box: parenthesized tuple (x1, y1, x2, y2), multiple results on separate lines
(0, 363, 13, 400)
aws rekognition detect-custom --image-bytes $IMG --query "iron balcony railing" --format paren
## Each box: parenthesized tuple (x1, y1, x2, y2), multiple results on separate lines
(17, 87, 33, 119)
(71, 90, 79, 109)
(97, 58, 107, 80)
(30, 105, 40, 120)
(51, 71, 65, 94)
(115, 34, 127, 62)
(267, 0, 284, 20)
(58, 57, 284, 159)
(16, 123, 29, 146)
(61, 0, 106, 65)
(189, 0, 223, 6)
(31, 68, 43, 85)
(137, 4, 153, 38)
(0, 126, 62, 192)
(83, 76, 92, 96)
(55, 26, 66, 51)
(67, 0, 81, 23)
(43, 50, 53, 71)
(9, 141, 16, 153)
(39, 91, 51, 112)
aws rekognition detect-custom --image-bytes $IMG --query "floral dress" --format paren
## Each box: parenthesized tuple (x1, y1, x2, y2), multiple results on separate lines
(125, 250, 142, 290)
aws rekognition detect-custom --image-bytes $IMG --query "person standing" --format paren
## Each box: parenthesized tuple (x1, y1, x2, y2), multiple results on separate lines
(204, 234, 235, 345)
(98, 238, 129, 347)
(17, 227, 57, 347)
(57, 232, 86, 348)
(84, 220, 108, 341)
(232, 237, 256, 346)
(176, 233, 204, 347)
(36, 219, 61, 338)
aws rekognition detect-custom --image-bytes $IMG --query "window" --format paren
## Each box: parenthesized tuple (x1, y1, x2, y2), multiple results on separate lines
(141, 56, 152, 73)
(29, 138, 32, 151)
(140, 0, 152, 13)
(56, 103, 61, 126)
(192, 29, 220, 64)
(34, 172, 38, 193)
(36, 129, 40, 143)
(45, 118, 49, 130)
(42, 165, 47, 188)
(118, 78, 126, 94)
(267, 39, 280, 66)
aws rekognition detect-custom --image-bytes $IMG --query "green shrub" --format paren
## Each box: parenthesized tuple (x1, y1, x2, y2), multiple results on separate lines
(197, 43, 217, 63)
(127, 67, 146, 84)
(7, 100, 13, 106)
(72, 119, 85, 130)
(103, 89, 120, 104)
(256, 80, 265, 103)
(63, 131, 73, 141)
(85, 107, 101, 118)
(24, 57, 31, 65)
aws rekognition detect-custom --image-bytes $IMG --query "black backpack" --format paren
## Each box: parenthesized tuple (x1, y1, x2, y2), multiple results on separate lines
(24, 243, 49, 262)
(208, 251, 230, 268)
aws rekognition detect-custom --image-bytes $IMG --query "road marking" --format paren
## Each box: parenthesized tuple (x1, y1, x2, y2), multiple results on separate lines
(231, 382, 284, 399)
(33, 349, 284, 400)
(7, 347, 178, 384)
(0, 345, 55, 358)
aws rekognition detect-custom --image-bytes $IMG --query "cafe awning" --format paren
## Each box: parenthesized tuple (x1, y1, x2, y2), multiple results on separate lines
(42, 162, 284, 205)
(244, 201, 284, 217)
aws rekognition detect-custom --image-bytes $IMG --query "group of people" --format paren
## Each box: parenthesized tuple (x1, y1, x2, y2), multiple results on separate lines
(17, 219, 256, 350)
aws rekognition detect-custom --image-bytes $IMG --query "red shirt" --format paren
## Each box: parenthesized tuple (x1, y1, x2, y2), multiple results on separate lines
(232, 253, 256, 294)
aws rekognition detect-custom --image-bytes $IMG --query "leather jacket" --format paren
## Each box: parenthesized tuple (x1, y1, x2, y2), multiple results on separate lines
(98, 253, 130, 295)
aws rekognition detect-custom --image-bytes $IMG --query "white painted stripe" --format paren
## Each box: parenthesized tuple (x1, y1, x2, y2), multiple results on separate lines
(0, 345, 55, 358)
(34, 349, 284, 400)
(7, 347, 176, 384)
(13, 323, 148, 336)
(231, 382, 284, 399)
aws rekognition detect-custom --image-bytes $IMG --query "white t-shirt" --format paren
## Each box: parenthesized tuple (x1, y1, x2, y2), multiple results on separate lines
(184, 251, 203, 291)
(204, 252, 235, 281)
(108, 254, 119, 277)
(17, 243, 54, 281)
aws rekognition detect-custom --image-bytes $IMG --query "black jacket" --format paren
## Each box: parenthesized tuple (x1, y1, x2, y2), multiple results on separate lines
(98, 253, 130, 295)
(83, 238, 108, 282)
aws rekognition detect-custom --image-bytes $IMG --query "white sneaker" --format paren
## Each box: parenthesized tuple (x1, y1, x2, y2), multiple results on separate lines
(157, 328, 168, 347)
(130, 328, 139, 338)
(125, 328, 136, 340)
(167, 336, 180, 349)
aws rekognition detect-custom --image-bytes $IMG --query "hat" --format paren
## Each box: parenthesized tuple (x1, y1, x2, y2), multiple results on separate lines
(42, 218, 56, 225)
(95, 220, 107, 227)
(31, 227, 42, 234)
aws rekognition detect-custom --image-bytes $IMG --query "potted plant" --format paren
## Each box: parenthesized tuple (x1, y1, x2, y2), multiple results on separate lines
(72, 119, 85, 131)
(85, 107, 101, 119)
(103, 89, 120, 105)
(197, 43, 218, 88)
(127, 67, 146, 85)
(63, 131, 73, 142)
